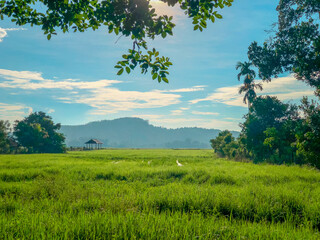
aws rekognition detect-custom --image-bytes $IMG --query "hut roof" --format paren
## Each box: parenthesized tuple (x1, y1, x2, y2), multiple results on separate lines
(85, 139, 103, 144)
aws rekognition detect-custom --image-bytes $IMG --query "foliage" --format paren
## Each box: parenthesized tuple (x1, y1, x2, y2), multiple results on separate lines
(235, 1, 320, 168)
(0, 149, 320, 238)
(0, 120, 10, 153)
(210, 130, 245, 159)
(0, 0, 234, 83)
(247, 0, 320, 95)
(240, 96, 299, 164)
(295, 97, 320, 168)
(236, 61, 263, 107)
(13, 111, 66, 153)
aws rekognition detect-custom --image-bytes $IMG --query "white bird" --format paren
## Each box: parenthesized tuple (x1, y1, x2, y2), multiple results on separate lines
(176, 160, 183, 167)
(148, 160, 152, 165)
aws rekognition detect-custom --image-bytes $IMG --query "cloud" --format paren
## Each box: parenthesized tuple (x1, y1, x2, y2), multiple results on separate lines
(78, 88, 181, 114)
(157, 86, 205, 93)
(148, 117, 239, 130)
(171, 110, 183, 115)
(131, 114, 164, 120)
(0, 103, 32, 122)
(0, 27, 25, 42)
(0, 69, 122, 90)
(47, 108, 55, 114)
(190, 76, 315, 107)
(0, 69, 44, 81)
(0, 69, 182, 114)
(131, 114, 239, 130)
(192, 111, 219, 116)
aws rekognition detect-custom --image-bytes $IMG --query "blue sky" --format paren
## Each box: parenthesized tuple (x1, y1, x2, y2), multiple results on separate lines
(0, 0, 315, 130)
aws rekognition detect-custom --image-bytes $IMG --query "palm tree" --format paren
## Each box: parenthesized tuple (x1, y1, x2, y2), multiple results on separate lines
(236, 61, 256, 82)
(238, 82, 263, 108)
(236, 61, 262, 108)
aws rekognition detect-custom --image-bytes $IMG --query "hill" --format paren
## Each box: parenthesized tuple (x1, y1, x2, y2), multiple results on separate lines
(60, 117, 239, 148)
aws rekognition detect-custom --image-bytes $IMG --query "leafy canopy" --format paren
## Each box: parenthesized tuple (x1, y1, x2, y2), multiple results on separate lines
(0, 0, 234, 83)
(247, 0, 320, 95)
(0, 120, 10, 153)
(13, 111, 66, 153)
(240, 96, 299, 163)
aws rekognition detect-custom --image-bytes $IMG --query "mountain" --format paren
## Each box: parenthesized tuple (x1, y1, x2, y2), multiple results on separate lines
(60, 117, 239, 149)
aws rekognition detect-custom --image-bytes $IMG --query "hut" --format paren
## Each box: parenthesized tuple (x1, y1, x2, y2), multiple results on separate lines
(85, 139, 103, 150)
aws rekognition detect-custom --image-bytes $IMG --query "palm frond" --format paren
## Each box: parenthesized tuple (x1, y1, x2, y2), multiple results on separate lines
(255, 83, 263, 91)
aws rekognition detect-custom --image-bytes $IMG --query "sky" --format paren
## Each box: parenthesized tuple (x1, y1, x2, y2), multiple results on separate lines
(0, 0, 316, 131)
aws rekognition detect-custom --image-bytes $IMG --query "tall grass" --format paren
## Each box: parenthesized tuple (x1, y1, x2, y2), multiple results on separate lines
(0, 149, 320, 239)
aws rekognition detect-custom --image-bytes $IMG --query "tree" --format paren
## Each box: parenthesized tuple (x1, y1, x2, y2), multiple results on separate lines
(13, 112, 66, 153)
(295, 97, 320, 168)
(240, 96, 299, 163)
(0, 0, 234, 83)
(236, 61, 263, 108)
(0, 120, 10, 153)
(247, 0, 320, 96)
(210, 130, 235, 158)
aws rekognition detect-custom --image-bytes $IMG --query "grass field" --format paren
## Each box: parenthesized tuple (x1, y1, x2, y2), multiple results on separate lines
(0, 149, 320, 239)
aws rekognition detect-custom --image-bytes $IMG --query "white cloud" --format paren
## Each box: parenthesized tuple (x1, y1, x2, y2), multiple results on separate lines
(47, 108, 55, 114)
(0, 69, 44, 81)
(131, 114, 164, 120)
(0, 27, 25, 42)
(0, 69, 122, 90)
(171, 110, 183, 115)
(192, 111, 219, 116)
(193, 85, 208, 88)
(190, 76, 315, 107)
(130, 114, 238, 130)
(158, 86, 205, 93)
(0, 103, 32, 122)
(0, 69, 182, 114)
(148, 117, 239, 130)
(78, 88, 181, 114)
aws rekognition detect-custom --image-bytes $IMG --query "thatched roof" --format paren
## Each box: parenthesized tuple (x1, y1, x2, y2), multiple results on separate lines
(85, 139, 103, 144)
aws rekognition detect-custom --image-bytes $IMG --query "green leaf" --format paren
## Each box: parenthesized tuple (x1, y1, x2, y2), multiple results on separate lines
(117, 68, 124, 75)
(47, 34, 51, 40)
(125, 66, 131, 74)
(152, 73, 158, 80)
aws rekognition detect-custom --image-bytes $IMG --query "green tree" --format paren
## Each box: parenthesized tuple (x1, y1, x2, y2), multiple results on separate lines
(210, 130, 238, 158)
(236, 61, 263, 108)
(247, 0, 320, 95)
(0, 120, 10, 153)
(295, 97, 320, 168)
(0, 0, 234, 83)
(240, 96, 299, 163)
(13, 112, 66, 153)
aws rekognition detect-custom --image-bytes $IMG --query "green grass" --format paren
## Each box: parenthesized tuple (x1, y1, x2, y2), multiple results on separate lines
(0, 149, 320, 239)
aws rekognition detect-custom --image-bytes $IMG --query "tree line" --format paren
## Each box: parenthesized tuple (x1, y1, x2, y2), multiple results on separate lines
(211, 0, 320, 168)
(0, 112, 66, 154)
(210, 96, 320, 168)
